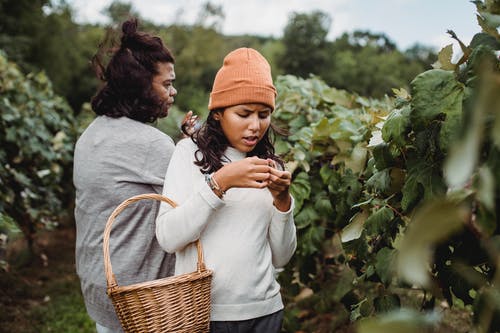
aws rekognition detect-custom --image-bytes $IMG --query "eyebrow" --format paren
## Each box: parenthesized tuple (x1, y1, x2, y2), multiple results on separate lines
(242, 107, 271, 113)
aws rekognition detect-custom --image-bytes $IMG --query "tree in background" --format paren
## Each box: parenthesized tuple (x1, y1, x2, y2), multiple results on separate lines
(103, 1, 140, 26)
(280, 11, 332, 79)
(0, 0, 49, 70)
(404, 43, 438, 69)
(0, 0, 101, 111)
(277, 11, 433, 99)
(326, 30, 430, 97)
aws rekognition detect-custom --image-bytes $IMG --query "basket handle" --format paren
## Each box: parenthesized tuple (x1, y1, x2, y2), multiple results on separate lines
(103, 193, 207, 290)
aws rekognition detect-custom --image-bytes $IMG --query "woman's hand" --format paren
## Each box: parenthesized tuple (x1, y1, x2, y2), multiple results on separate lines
(212, 157, 292, 211)
(213, 156, 271, 191)
(180, 110, 199, 137)
(266, 159, 292, 211)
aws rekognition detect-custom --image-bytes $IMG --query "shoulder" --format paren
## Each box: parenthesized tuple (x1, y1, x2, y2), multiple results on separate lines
(168, 138, 199, 169)
(175, 137, 198, 153)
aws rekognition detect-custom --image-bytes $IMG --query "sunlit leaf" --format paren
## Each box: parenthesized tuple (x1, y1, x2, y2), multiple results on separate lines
(367, 130, 383, 147)
(477, 166, 495, 210)
(443, 124, 481, 188)
(432, 44, 456, 70)
(396, 199, 468, 288)
(382, 105, 411, 146)
(341, 209, 369, 243)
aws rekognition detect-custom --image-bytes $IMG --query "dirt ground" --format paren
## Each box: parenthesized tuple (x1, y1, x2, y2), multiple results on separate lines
(0, 226, 88, 332)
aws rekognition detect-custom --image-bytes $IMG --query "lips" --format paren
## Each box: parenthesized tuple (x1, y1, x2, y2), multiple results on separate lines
(242, 136, 259, 146)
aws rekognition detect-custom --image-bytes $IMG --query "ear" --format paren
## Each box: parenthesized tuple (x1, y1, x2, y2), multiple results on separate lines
(212, 111, 221, 121)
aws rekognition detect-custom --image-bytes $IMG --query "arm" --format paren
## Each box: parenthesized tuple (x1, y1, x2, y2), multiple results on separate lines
(266, 160, 296, 267)
(269, 197, 297, 268)
(156, 140, 224, 252)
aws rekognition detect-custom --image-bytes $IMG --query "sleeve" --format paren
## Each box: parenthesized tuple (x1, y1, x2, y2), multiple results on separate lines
(155, 139, 225, 253)
(141, 135, 175, 194)
(268, 195, 297, 268)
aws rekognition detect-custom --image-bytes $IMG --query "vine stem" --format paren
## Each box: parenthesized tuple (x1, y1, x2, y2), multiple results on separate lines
(385, 202, 405, 219)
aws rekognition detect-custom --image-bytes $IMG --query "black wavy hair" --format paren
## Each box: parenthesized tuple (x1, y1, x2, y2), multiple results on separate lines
(90, 18, 174, 123)
(191, 109, 286, 174)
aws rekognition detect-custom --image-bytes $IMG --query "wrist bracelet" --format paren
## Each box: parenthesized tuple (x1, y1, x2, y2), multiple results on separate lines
(205, 174, 225, 198)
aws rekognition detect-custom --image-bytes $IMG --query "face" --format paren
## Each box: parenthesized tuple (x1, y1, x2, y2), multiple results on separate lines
(151, 62, 177, 118)
(214, 103, 272, 153)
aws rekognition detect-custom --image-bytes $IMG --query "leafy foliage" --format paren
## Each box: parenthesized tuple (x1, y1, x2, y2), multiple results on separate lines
(275, 2, 499, 330)
(0, 51, 76, 248)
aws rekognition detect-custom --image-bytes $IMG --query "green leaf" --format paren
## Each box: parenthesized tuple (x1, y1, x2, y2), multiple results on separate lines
(332, 142, 368, 173)
(375, 247, 396, 286)
(410, 69, 464, 135)
(290, 172, 311, 212)
(313, 192, 334, 216)
(382, 105, 411, 146)
(396, 198, 468, 288)
(401, 159, 447, 212)
(350, 298, 373, 321)
(294, 205, 319, 229)
(364, 206, 395, 235)
(372, 143, 395, 170)
(366, 169, 391, 193)
(299, 225, 325, 256)
(311, 117, 332, 142)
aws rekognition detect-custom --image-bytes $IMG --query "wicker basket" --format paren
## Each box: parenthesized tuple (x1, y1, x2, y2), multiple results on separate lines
(103, 193, 213, 333)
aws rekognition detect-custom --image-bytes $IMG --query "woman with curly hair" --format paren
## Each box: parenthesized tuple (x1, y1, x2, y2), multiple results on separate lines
(73, 18, 178, 333)
(156, 48, 297, 333)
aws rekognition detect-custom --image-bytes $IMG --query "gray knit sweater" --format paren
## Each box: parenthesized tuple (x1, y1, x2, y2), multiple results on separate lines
(73, 116, 175, 330)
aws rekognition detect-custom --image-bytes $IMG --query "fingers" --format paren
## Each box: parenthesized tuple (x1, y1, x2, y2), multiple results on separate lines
(181, 111, 200, 136)
(267, 168, 291, 196)
(182, 110, 193, 124)
(269, 168, 291, 182)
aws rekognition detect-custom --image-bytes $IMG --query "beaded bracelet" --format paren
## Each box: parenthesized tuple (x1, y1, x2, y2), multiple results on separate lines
(205, 173, 225, 198)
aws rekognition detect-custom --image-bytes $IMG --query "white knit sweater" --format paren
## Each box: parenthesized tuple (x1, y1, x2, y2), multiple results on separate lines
(156, 138, 296, 321)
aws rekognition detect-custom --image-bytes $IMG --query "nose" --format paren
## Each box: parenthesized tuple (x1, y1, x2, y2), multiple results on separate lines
(170, 86, 177, 97)
(248, 114, 260, 131)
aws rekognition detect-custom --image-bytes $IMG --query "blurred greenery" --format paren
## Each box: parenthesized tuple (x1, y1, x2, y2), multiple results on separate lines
(0, 0, 435, 116)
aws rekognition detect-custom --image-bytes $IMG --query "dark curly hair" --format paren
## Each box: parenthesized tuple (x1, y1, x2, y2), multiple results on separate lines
(90, 18, 175, 123)
(191, 109, 286, 174)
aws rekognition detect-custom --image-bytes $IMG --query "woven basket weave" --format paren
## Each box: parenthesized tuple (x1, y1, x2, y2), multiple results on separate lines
(103, 193, 213, 333)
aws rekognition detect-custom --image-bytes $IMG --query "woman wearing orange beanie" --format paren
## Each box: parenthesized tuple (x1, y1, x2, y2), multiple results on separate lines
(156, 48, 297, 332)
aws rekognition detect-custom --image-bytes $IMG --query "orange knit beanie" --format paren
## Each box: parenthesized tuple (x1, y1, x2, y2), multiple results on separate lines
(208, 48, 277, 111)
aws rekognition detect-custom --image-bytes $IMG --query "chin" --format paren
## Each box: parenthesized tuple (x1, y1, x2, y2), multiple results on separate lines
(158, 106, 170, 118)
(237, 146, 255, 153)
